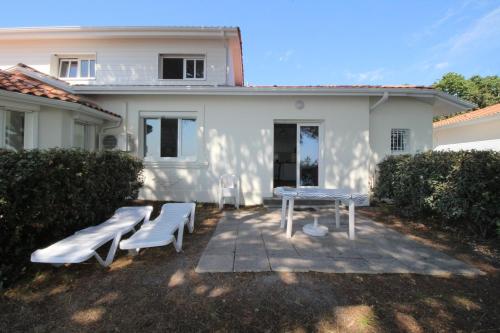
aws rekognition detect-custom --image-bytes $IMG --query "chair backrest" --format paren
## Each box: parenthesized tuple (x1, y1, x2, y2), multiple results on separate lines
(220, 174, 238, 189)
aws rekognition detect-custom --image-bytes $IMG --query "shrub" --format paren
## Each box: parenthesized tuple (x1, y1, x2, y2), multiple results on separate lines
(0, 149, 144, 288)
(374, 151, 500, 238)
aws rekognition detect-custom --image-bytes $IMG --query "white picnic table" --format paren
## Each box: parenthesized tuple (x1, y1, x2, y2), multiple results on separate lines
(273, 187, 367, 239)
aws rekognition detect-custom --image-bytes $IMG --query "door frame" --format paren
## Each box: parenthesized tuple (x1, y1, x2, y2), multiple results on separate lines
(296, 122, 322, 188)
(273, 120, 324, 189)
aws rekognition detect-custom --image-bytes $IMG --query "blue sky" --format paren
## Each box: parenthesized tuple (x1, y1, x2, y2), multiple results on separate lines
(2, 0, 499, 86)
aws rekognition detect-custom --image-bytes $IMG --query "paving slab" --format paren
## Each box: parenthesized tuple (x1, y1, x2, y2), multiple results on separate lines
(195, 254, 234, 273)
(195, 208, 482, 275)
(269, 257, 313, 272)
(234, 255, 270, 272)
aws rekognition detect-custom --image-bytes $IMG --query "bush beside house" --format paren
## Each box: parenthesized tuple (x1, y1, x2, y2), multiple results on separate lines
(0, 149, 144, 288)
(374, 151, 500, 238)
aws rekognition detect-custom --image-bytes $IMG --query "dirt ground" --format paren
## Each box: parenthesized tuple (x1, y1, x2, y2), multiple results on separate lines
(1, 202, 499, 332)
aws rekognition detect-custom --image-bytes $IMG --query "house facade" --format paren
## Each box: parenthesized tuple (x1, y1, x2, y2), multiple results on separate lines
(434, 103, 500, 151)
(0, 26, 474, 205)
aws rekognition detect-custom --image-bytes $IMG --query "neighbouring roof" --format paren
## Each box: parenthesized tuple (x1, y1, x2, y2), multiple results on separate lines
(0, 65, 119, 118)
(434, 103, 500, 128)
(434, 139, 500, 152)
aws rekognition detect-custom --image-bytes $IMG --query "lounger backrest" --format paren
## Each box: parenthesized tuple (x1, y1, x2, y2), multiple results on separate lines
(156, 203, 193, 221)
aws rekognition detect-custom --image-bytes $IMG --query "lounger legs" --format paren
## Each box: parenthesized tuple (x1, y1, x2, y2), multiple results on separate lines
(94, 232, 122, 267)
(280, 198, 287, 229)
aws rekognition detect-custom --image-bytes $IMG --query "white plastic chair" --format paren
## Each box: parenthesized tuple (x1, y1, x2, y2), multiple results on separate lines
(119, 203, 195, 253)
(219, 174, 240, 209)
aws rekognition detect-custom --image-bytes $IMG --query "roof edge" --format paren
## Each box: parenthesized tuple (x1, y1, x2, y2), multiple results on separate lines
(0, 26, 241, 40)
(0, 89, 120, 121)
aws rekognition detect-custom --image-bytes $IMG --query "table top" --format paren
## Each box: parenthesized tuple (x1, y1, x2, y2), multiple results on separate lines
(273, 187, 367, 205)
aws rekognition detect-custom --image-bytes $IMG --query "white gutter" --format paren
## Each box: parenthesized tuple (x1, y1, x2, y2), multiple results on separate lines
(0, 89, 120, 122)
(71, 85, 474, 109)
(370, 91, 389, 111)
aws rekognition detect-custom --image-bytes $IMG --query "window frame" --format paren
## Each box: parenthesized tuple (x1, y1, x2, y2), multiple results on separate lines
(59, 57, 96, 79)
(0, 109, 29, 152)
(73, 121, 92, 151)
(142, 116, 198, 161)
(159, 55, 206, 80)
(390, 128, 410, 153)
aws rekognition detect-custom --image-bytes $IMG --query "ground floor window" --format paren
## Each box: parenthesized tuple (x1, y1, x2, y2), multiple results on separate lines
(73, 122, 90, 150)
(391, 128, 409, 153)
(143, 117, 197, 159)
(1, 110, 25, 152)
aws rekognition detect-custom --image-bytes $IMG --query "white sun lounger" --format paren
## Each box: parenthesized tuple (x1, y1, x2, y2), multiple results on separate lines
(31, 206, 153, 267)
(119, 203, 195, 253)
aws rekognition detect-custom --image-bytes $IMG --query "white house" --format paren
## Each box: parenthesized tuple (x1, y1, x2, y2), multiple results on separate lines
(0, 26, 474, 205)
(434, 103, 500, 151)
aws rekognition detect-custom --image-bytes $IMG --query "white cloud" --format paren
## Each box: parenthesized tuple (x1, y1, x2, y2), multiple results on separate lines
(434, 62, 449, 70)
(278, 50, 294, 62)
(346, 68, 385, 83)
(413, 4, 500, 77)
(410, 0, 474, 43)
(448, 6, 500, 53)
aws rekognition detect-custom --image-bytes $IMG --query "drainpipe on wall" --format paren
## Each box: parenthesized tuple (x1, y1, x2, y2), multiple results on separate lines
(370, 91, 389, 111)
(224, 31, 229, 86)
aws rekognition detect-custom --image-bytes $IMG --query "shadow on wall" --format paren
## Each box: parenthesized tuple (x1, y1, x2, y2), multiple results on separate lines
(140, 109, 370, 205)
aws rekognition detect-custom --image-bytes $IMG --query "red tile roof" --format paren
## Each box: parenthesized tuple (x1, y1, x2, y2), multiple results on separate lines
(0, 67, 120, 118)
(434, 103, 500, 128)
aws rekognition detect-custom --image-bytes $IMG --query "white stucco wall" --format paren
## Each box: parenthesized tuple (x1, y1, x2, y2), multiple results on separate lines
(433, 117, 500, 147)
(94, 95, 372, 205)
(0, 38, 234, 86)
(370, 97, 433, 163)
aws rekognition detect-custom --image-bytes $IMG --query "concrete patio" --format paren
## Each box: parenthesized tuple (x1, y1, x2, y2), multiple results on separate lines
(195, 208, 482, 275)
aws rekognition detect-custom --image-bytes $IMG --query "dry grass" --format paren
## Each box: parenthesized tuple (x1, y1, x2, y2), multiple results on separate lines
(0, 203, 499, 332)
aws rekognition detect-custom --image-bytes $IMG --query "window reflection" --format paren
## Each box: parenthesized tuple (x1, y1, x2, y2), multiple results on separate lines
(143, 117, 197, 159)
(299, 126, 319, 186)
(5, 111, 25, 152)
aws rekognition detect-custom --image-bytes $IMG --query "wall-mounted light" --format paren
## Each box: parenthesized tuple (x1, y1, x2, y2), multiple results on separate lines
(295, 100, 305, 110)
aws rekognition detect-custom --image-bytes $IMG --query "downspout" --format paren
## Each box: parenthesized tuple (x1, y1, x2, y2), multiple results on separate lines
(370, 91, 389, 111)
(224, 31, 229, 86)
(368, 91, 389, 198)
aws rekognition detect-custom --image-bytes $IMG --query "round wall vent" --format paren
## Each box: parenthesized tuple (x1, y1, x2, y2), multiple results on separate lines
(102, 134, 118, 150)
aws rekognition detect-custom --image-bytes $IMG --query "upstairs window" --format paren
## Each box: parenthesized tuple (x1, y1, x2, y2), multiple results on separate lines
(160, 55, 205, 80)
(391, 128, 409, 153)
(59, 58, 96, 79)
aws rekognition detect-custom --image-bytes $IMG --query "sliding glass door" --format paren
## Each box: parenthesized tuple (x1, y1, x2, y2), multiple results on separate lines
(297, 124, 320, 187)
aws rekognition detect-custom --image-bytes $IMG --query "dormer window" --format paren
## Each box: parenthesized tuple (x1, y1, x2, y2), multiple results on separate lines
(159, 55, 205, 80)
(59, 58, 95, 79)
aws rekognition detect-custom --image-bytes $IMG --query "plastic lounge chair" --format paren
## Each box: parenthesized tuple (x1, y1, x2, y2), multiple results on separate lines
(219, 174, 240, 209)
(119, 203, 195, 253)
(31, 206, 153, 267)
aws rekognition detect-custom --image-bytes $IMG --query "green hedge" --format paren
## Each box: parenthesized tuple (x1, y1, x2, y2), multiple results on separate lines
(0, 149, 144, 288)
(374, 151, 500, 238)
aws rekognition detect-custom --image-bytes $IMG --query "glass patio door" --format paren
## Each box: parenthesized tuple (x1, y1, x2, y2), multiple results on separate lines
(297, 124, 320, 187)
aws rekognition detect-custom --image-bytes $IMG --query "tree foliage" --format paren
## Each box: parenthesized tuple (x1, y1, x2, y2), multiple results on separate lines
(434, 72, 500, 109)
(374, 151, 500, 239)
